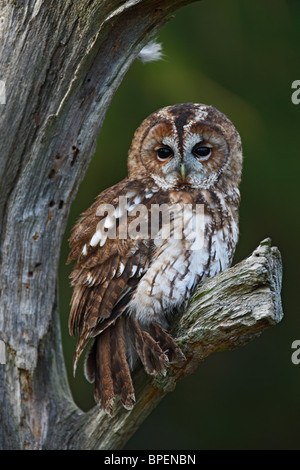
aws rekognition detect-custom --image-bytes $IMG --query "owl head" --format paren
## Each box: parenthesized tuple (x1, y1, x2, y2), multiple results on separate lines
(127, 103, 242, 191)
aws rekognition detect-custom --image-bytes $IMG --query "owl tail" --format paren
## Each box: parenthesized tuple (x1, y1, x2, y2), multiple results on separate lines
(85, 317, 135, 416)
(84, 317, 186, 416)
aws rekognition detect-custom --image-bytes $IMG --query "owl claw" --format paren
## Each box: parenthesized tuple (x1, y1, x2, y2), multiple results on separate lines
(122, 392, 136, 410)
(149, 323, 186, 367)
(168, 349, 186, 366)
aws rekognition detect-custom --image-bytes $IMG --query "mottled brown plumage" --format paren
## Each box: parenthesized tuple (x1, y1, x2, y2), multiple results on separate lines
(67, 103, 242, 415)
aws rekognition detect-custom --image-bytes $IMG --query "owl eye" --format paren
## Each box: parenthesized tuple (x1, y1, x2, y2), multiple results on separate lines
(156, 147, 174, 161)
(192, 145, 212, 160)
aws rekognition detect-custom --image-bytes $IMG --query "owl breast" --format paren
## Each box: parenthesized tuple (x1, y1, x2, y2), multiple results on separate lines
(128, 189, 238, 327)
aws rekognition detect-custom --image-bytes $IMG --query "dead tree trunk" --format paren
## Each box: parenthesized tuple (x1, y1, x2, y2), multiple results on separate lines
(0, 1, 283, 449)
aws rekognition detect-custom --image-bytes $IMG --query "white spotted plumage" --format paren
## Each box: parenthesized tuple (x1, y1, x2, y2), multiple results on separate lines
(68, 103, 243, 415)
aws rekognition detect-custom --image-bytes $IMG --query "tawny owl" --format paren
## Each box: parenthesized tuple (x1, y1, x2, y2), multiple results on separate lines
(67, 103, 242, 415)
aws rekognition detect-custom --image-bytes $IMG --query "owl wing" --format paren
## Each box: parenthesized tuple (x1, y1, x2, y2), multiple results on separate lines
(67, 178, 155, 372)
(68, 178, 185, 413)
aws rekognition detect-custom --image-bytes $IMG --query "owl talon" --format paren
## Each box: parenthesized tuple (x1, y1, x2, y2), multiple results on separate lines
(122, 392, 136, 411)
(149, 323, 186, 366)
(127, 316, 169, 376)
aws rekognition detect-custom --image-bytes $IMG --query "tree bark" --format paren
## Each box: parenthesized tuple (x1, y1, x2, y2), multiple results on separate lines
(0, 1, 283, 450)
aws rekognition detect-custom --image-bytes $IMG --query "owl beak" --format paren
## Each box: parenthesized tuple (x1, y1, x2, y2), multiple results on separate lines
(180, 163, 186, 181)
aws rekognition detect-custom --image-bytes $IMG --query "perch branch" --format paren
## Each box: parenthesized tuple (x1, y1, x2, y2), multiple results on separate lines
(66, 238, 283, 450)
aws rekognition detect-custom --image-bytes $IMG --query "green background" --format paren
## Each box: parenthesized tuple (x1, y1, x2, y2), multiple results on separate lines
(59, 0, 300, 449)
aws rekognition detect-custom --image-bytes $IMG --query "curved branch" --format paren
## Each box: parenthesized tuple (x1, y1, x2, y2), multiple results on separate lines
(65, 238, 283, 450)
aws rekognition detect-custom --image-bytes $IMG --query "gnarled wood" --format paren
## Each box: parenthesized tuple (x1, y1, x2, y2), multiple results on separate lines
(66, 238, 283, 450)
(0, 0, 283, 450)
